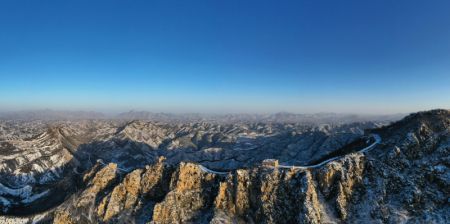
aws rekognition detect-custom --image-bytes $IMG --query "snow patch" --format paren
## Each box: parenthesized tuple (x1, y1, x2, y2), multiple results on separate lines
(0, 183, 32, 198)
(21, 190, 50, 204)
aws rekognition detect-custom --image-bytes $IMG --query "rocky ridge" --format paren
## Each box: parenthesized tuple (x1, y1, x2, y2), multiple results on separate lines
(0, 109, 448, 223)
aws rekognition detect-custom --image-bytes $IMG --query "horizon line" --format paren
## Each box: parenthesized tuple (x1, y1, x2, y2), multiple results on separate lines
(0, 108, 415, 117)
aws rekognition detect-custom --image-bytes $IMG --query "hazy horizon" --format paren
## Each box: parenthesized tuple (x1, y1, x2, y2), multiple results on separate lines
(0, 105, 438, 115)
(0, 108, 413, 116)
(1, 1, 449, 114)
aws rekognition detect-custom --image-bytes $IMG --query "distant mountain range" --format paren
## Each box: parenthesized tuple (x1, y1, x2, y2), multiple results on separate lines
(0, 110, 105, 120)
(0, 109, 406, 124)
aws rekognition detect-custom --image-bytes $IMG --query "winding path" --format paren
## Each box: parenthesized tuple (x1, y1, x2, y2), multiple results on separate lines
(87, 134, 381, 175)
(198, 165, 229, 175)
(198, 134, 382, 174)
(277, 134, 381, 169)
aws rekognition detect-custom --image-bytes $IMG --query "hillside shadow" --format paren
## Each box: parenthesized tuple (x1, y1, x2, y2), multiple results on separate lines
(306, 135, 373, 166)
(0, 135, 160, 217)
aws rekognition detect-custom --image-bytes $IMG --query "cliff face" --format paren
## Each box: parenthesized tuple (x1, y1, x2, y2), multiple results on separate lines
(152, 163, 221, 223)
(212, 167, 323, 224)
(54, 156, 173, 224)
(208, 153, 366, 224)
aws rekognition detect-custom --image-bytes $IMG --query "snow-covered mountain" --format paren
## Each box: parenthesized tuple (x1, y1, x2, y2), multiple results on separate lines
(0, 109, 447, 223)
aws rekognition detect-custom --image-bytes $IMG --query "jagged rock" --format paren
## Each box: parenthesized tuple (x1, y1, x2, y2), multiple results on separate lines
(297, 171, 322, 224)
(52, 162, 118, 223)
(53, 210, 76, 224)
(99, 169, 143, 221)
(95, 156, 172, 223)
(141, 156, 172, 199)
(152, 162, 221, 224)
(213, 168, 323, 224)
(78, 163, 118, 207)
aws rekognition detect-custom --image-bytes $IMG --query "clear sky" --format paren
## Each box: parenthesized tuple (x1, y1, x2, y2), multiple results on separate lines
(0, 0, 449, 114)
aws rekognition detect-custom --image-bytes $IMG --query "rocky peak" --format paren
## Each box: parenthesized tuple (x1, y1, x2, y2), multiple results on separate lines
(152, 162, 222, 223)
(375, 109, 449, 140)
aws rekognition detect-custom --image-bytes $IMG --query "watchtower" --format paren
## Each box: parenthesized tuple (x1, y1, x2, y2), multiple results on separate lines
(262, 159, 279, 167)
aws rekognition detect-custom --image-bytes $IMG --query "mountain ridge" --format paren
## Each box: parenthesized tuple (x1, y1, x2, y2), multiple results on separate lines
(0, 109, 448, 223)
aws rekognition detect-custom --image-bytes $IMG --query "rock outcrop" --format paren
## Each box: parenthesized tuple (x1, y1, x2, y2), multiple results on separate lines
(152, 162, 222, 223)
(53, 156, 175, 223)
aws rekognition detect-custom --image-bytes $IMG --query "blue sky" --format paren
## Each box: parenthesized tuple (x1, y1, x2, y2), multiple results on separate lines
(0, 0, 449, 114)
